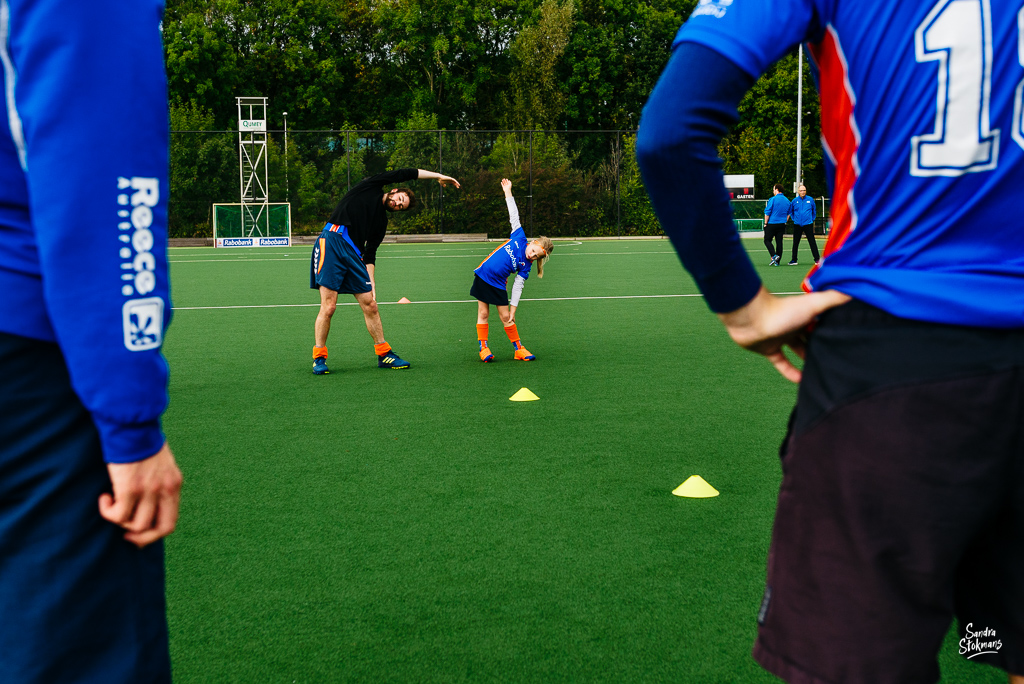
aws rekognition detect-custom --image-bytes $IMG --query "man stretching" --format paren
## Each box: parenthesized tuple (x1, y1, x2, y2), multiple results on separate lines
(310, 168, 460, 374)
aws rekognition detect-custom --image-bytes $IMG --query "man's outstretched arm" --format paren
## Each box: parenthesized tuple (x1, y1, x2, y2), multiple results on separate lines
(417, 169, 461, 188)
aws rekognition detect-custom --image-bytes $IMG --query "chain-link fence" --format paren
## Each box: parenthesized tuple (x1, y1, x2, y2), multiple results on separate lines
(169, 129, 829, 239)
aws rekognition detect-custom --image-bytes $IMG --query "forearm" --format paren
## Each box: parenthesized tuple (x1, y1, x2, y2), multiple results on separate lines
(510, 275, 526, 307)
(636, 42, 761, 314)
(506, 197, 521, 232)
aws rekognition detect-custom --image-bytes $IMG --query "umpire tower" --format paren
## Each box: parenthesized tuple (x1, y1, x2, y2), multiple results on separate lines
(236, 97, 270, 237)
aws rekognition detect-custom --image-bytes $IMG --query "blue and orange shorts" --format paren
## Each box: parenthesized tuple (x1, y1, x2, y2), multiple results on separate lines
(310, 224, 372, 295)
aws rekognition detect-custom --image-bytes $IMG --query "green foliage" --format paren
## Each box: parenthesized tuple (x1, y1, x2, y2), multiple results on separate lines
(387, 112, 441, 172)
(619, 134, 661, 235)
(168, 102, 236, 237)
(562, 0, 696, 130)
(502, 0, 575, 130)
(163, 9, 240, 118)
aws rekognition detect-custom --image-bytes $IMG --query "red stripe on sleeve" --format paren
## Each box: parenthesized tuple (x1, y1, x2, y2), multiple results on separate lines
(804, 26, 861, 293)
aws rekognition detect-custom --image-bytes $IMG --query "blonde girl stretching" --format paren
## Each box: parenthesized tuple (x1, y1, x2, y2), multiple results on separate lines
(471, 179, 554, 362)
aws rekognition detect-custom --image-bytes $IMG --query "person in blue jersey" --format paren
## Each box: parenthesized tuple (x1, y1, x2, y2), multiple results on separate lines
(787, 184, 818, 265)
(0, 1, 181, 682)
(472, 179, 553, 362)
(762, 184, 791, 265)
(636, 1, 1024, 683)
(310, 167, 460, 374)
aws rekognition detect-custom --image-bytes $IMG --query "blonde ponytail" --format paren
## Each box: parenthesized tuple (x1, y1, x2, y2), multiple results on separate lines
(534, 236, 554, 278)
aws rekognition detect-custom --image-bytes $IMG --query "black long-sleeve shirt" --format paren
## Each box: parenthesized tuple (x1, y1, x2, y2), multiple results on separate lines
(327, 168, 418, 265)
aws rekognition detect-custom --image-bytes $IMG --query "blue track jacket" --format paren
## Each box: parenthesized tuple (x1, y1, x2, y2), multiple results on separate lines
(764, 194, 790, 223)
(789, 195, 816, 226)
(0, 0, 170, 463)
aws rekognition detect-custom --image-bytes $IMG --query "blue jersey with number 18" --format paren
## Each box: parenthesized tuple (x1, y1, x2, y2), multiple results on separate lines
(676, 0, 1024, 327)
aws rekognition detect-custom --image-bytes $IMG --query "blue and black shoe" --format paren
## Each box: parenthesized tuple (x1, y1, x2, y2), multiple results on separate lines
(378, 350, 410, 369)
(313, 356, 330, 375)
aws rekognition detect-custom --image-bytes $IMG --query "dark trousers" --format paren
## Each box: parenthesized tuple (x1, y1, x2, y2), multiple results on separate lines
(754, 301, 1024, 684)
(0, 332, 171, 683)
(764, 222, 786, 258)
(791, 223, 819, 262)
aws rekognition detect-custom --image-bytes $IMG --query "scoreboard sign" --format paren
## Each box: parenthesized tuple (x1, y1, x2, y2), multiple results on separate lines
(724, 174, 755, 199)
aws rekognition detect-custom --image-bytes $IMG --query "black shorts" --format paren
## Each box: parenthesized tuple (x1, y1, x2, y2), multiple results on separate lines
(754, 300, 1024, 683)
(310, 228, 372, 294)
(470, 274, 508, 306)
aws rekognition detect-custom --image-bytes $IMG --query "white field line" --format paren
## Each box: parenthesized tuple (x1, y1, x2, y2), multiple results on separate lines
(167, 252, 682, 263)
(172, 292, 804, 311)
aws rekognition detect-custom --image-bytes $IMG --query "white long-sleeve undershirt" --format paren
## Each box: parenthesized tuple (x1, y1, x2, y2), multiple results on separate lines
(510, 274, 526, 307)
(505, 195, 527, 306)
(506, 196, 520, 231)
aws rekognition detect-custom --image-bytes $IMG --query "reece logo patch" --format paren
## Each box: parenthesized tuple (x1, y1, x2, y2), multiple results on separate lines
(123, 297, 164, 351)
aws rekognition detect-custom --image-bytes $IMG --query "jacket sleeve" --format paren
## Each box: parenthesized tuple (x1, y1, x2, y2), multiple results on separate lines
(9, 0, 171, 463)
(636, 41, 761, 314)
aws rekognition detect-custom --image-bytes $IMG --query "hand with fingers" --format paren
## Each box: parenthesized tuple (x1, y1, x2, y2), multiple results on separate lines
(438, 175, 461, 189)
(99, 442, 183, 547)
(717, 286, 851, 383)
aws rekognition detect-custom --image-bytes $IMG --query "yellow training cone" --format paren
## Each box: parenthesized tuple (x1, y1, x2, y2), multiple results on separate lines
(672, 475, 719, 498)
(509, 388, 539, 402)
(397, 297, 411, 304)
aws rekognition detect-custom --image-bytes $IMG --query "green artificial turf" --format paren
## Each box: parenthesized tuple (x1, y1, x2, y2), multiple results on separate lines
(162, 239, 1006, 683)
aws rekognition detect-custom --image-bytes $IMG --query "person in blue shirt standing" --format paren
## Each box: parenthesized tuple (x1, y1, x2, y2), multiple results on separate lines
(0, 1, 182, 682)
(762, 184, 790, 266)
(472, 179, 553, 362)
(637, 1, 1024, 682)
(787, 184, 818, 265)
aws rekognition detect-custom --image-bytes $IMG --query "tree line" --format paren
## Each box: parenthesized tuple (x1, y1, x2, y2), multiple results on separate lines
(163, 0, 824, 237)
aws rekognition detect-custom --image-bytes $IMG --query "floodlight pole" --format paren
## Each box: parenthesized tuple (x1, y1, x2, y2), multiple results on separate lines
(438, 130, 444, 234)
(283, 111, 289, 202)
(616, 130, 621, 239)
(529, 129, 534, 239)
(795, 44, 803, 193)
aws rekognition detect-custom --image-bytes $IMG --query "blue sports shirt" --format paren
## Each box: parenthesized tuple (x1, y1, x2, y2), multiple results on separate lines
(474, 198, 532, 290)
(642, 0, 1024, 327)
(0, 0, 171, 462)
(790, 196, 816, 226)
(764, 194, 791, 223)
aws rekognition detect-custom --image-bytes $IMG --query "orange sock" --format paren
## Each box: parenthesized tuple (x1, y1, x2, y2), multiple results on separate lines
(313, 346, 328, 359)
(476, 323, 488, 343)
(504, 324, 520, 344)
(374, 342, 391, 356)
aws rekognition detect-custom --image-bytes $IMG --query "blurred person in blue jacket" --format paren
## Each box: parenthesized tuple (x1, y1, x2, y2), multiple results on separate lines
(788, 184, 818, 265)
(0, 1, 181, 681)
(763, 183, 790, 266)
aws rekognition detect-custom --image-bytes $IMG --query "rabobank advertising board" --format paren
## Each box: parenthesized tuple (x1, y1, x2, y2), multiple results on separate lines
(216, 237, 291, 248)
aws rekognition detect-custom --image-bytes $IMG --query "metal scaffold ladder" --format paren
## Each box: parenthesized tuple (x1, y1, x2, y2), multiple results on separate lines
(236, 97, 269, 237)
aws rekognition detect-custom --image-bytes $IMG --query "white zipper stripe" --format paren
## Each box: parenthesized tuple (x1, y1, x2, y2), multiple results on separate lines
(0, 0, 27, 171)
